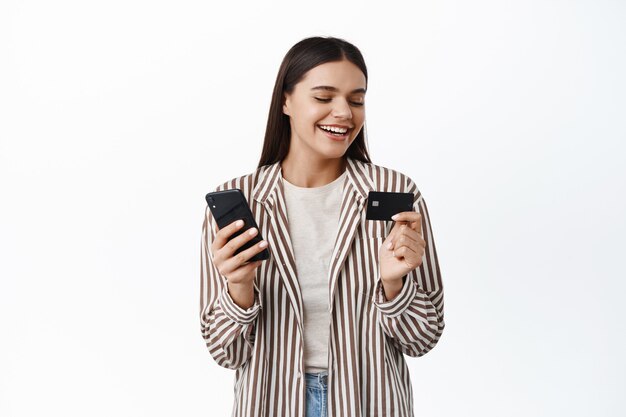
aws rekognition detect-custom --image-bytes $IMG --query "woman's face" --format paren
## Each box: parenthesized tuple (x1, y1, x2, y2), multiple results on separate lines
(282, 59, 366, 161)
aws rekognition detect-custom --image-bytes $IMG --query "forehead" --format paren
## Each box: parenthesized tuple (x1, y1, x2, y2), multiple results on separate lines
(298, 60, 366, 92)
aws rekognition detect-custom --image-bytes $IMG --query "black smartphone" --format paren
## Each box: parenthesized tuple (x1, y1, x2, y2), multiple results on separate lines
(365, 191, 414, 221)
(205, 189, 270, 262)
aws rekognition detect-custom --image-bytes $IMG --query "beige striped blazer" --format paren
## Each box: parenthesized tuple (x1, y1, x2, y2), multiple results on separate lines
(200, 156, 445, 417)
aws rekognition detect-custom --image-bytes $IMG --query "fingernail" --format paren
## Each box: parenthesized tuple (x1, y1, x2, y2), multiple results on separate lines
(236, 220, 244, 227)
(391, 214, 398, 220)
(387, 242, 393, 249)
(260, 241, 268, 248)
(248, 228, 257, 235)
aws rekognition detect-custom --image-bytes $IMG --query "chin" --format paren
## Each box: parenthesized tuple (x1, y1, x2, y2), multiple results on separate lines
(321, 147, 349, 160)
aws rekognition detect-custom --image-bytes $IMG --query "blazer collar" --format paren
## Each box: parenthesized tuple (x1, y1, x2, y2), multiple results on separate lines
(252, 155, 375, 205)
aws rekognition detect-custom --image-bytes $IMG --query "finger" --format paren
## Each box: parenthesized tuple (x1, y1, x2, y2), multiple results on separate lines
(221, 226, 263, 259)
(387, 224, 418, 250)
(240, 259, 263, 272)
(393, 235, 425, 256)
(397, 226, 419, 246)
(393, 211, 422, 236)
(239, 240, 269, 264)
(391, 211, 418, 222)
(226, 260, 262, 284)
(402, 224, 427, 246)
(387, 219, 409, 242)
(223, 239, 268, 272)
(392, 244, 421, 267)
(214, 219, 245, 250)
(392, 244, 416, 259)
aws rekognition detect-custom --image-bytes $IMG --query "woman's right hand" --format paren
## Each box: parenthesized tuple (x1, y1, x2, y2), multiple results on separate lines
(210, 219, 268, 289)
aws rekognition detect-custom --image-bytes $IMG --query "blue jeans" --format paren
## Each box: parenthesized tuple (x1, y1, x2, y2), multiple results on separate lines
(305, 371, 328, 417)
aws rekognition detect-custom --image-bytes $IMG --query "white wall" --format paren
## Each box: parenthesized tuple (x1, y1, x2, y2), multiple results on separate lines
(1, 1, 624, 416)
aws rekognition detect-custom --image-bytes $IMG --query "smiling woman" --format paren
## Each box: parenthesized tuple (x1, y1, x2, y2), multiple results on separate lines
(200, 36, 445, 417)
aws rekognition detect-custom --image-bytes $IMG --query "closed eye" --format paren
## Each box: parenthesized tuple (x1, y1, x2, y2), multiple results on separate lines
(314, 97, 364, 106)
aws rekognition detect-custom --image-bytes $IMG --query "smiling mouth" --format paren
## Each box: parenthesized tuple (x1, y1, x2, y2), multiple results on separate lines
(317, 125, 352, 138)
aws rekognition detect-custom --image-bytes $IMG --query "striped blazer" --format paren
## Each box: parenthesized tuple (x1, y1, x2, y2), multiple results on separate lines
(200, 156, 445, 417)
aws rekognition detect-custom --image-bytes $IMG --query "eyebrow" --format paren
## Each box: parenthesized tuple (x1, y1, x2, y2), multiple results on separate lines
(310, 85, 366, 94)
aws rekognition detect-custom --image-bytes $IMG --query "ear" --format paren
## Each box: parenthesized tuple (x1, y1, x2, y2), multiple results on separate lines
(282, 93, 291, 116)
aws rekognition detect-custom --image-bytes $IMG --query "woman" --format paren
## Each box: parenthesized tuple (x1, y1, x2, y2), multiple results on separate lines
(200, 36, 445, 417)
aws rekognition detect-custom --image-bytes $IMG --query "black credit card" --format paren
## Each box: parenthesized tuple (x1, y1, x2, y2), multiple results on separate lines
(365, 191, 414, 220)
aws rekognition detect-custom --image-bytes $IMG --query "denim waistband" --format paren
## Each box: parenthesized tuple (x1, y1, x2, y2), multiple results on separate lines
(305, 371, 328, 389)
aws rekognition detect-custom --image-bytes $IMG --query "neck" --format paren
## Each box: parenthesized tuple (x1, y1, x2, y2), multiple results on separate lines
(280, 155, 347, 188)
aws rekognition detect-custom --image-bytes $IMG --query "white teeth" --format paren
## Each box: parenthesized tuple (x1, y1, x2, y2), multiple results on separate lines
(319, 125, 348, 134)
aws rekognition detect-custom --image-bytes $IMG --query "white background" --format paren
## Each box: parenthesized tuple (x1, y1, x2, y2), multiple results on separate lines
(1, 1, 625, 416)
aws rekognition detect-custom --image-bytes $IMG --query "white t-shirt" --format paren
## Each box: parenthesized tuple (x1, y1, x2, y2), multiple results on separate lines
(281, 169, 347, 373)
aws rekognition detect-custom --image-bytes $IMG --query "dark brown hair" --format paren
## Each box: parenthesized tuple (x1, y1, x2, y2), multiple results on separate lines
(257, 36, 372, 168)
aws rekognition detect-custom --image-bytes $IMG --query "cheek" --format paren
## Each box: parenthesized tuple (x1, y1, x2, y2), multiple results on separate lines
(354, 109, 366, 124)
(306, 105, 328, 121)
(293, 107, 323, 129)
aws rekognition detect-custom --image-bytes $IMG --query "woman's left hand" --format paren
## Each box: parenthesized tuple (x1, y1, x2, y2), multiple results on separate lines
(379, 211, 426, 283)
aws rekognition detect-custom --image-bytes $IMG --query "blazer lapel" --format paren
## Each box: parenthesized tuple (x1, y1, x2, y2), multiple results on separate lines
(327, 157, 375, 315)
(252, 161, 304, 333)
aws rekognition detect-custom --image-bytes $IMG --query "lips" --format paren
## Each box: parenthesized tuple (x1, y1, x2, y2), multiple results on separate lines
(317, 124, 353, 133)
(317, 125, 350, 140)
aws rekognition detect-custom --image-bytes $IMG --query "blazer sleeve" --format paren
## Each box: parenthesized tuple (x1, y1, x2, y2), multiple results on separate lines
(199, 202, 262, 370)
(371, 177, 445, 357)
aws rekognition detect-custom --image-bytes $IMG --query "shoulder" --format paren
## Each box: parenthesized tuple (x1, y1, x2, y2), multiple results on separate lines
(209, 164, 269, 203)
(203, 166, 267, 227)
(357, 160, 423, 202)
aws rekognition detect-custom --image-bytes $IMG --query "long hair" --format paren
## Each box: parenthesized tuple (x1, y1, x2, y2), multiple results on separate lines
(257, 36, 372, 168)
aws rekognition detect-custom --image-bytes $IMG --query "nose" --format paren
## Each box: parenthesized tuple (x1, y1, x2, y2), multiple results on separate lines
(331, 97, 353, 120)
